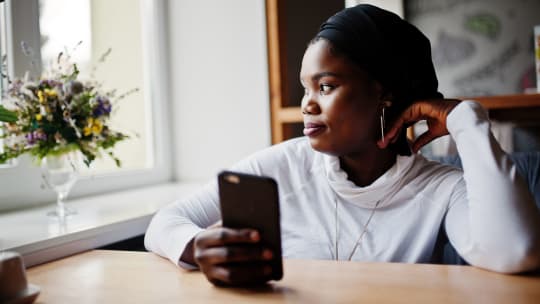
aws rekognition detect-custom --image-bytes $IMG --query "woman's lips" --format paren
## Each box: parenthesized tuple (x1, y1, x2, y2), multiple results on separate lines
(303, 122, 326, 137)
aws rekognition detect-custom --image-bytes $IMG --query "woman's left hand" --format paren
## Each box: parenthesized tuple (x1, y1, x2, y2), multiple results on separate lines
(377, 99, 461, 153)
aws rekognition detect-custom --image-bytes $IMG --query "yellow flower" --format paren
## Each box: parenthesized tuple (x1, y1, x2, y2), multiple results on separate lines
(37, 90, 45, 103)
(92, 120, 103, 134)
(83, 126, 91, 136)
(44, 88, 57, 98)
(35, 114, 43, 121)
(83, 118, 93, 136)
(84, 117, 103, 136)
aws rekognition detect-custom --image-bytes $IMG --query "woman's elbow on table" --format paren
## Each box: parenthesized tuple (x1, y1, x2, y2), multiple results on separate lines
(469, 238, 540, 274)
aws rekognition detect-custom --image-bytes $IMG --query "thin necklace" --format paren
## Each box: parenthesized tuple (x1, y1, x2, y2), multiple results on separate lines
(334, 198, 380, 261)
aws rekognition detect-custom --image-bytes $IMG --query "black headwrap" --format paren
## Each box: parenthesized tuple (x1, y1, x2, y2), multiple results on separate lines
(315, 4, 443, 155)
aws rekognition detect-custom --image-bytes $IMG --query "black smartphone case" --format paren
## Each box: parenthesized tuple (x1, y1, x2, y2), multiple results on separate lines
(218, 171, 283, 280)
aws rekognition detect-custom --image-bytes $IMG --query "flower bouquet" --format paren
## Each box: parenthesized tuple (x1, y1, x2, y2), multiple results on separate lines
(0, 51, 131, 166)
(0, 47, 134, 217)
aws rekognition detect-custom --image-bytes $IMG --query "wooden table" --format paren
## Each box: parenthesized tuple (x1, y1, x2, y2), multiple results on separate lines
(27, 250, 540, 303)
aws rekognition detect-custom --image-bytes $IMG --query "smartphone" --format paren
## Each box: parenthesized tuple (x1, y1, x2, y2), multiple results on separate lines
(218, 171, 283, 281)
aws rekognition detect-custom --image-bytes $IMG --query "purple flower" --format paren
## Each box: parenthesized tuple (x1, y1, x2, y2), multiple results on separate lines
(8, 79, 24, 95)
(39, 80, 49, 87)
(25, 129, 47, 145)
(39, 79, 62, 89)
(93, 96, 112, 117)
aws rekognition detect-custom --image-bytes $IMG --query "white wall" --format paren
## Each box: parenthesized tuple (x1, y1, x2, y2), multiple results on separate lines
(167, 0, 271, 181)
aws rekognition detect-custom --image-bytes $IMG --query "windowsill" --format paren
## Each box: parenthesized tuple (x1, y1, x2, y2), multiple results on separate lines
(0, 182, 203, 267)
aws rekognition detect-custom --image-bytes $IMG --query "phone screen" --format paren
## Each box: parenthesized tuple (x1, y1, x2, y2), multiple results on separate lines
(218, 171, 283, 280)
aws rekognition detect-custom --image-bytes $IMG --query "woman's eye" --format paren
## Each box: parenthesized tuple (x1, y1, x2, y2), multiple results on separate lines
(319, 84, 334, 95)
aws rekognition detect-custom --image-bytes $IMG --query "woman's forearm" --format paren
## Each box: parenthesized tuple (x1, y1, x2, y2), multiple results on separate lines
(445, 101, 540, 273)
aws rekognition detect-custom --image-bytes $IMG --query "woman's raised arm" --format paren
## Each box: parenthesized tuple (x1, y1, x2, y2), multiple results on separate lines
(381, 100, 540, 273)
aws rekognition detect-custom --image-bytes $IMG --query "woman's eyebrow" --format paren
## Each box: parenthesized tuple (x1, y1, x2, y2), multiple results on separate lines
(299, 71, 341, 84)
(312, 72, 341, 81)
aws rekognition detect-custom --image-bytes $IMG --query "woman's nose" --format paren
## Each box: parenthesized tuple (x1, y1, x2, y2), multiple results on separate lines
(301, 96, 321, 115)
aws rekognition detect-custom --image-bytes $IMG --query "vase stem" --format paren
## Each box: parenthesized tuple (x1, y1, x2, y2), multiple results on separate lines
(52, 190, 76, 218)
(56, 192, 67, 218)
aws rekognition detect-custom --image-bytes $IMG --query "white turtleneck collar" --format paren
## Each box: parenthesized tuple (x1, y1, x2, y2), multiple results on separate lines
(323, 153, 417, 208)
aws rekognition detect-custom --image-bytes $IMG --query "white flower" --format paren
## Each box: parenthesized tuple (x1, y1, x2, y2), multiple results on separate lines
(4, 134, 26, 148)
(2, 97, 19, 111)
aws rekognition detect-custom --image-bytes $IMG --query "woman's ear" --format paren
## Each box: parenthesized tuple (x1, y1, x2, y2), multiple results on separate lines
(371, 80, 393, 102)
(381, 100, 392, 108)
(379, 88, 393, 103)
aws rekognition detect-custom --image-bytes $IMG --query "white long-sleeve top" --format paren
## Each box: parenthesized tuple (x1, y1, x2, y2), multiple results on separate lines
(145, 101, 540, 273)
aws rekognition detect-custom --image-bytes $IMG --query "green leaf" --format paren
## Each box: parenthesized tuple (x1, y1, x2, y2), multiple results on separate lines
(0, 105, 18, 123)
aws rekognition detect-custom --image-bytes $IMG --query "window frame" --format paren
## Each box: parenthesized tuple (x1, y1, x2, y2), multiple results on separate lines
(0, 0, 174, 211)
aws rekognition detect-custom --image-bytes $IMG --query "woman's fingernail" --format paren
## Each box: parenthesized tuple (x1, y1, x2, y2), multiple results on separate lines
(263, 249, 273, 260)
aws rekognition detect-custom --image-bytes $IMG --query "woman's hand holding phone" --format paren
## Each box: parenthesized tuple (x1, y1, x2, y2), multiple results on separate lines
(193, 226, 275, 286)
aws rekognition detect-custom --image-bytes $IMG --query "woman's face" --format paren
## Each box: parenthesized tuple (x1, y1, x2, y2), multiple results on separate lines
(300, 39, 383, 157)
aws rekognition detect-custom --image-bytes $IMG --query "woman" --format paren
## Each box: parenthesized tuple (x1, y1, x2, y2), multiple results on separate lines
(145, 4, 540, 286)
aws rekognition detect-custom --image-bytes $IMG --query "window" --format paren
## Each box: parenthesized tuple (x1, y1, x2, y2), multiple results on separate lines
(40, 0, 152, 174)
(0, 2, 8, 168)
(0, 0, 172, 212)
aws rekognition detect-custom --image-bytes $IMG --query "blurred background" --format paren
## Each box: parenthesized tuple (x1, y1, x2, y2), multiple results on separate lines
(1, 0, 539, 211)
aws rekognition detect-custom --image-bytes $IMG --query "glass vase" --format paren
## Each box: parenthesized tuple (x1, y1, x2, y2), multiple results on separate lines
(41, 152, 81, 219)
